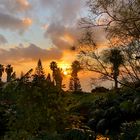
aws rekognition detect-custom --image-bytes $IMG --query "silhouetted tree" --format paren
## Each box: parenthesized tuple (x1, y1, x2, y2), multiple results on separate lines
(46, 73, 51, 83)
(50, 61, 63, 90)
(11, 72, 16, 80)
(69, 77, 82, 92)
(46, 73, 54, 88)
(32, 59, 46, 85)
(69, 61, 82, 92)
(5, 65, 13, 82)
(35, 59, 45, 77)
(102, 48, 124, 90)
(79, 0, 140, 89)
(81, 0, 140, 42)
(50, 61, 57, 83)
(17, 69, 33, 88)
(71, 60, 82, 77)
(0, 64, 4, 82)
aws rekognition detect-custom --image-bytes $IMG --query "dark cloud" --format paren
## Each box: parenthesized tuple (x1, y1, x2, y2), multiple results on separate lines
(0, 34, 8, 45)
(0, 44, 63, 64)
(0, 12, 32, 32)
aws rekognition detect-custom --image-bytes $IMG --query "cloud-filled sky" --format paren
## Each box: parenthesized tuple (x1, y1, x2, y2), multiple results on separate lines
(0, 0, 87, 63)
(0, 0, 109, 91)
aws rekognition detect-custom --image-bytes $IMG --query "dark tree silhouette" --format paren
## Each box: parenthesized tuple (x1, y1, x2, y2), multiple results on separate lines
(46, 73, 51, 83)
(0, 64, 4, 82)
(5, 64, 13, 82)
(102, 48, 124, 90)
(35, 59, 45, 77)
(11, 72, 16, 80)
(32, 59, 46, 85)
(69, 60, 82, 92)
(50, 61, 63, 90)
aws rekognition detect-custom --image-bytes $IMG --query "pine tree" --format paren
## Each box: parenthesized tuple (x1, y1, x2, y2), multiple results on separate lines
(32, 59, 46, 85)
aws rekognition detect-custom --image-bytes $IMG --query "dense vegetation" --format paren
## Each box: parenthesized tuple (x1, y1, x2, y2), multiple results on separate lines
(0, 0, 140, 139)
(0, 59, 139, 140)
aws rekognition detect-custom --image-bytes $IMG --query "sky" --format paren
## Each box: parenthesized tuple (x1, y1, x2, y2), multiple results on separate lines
(0, 0, 109, 91)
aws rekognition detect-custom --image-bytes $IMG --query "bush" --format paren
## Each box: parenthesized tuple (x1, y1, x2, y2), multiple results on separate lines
(91, 87, 109, 93)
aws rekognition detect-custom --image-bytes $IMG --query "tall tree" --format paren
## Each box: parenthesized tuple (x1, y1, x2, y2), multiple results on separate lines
(78, 0, 140, 90)
(35, 59, 45, 77)
(5, 65, 13, 82)
(0, 64, 4, 82)
(69, 61, 82, 92)
(102, 48, 124, 90)
(50, 61, 58, 84)
(81, 0, 140, 41)
(50, 61, 63, 90)
(32, 59, 46, 85)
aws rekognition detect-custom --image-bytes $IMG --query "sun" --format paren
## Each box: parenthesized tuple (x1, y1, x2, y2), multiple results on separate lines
(58, 63, 71, 76)
(63, 71, 68, 75)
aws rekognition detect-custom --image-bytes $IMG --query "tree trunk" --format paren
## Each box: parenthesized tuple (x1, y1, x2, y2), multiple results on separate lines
(114, 74, 118, 93)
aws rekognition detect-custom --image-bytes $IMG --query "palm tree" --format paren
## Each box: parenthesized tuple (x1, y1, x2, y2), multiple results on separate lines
(69, 60, 82, 92)
(0, 64, 4, 82)
(5, 64, 13, 82)
(71, 60, 82, 77)
(50, 61, 63, 90)
(50, 61, 57, 82)
(50, 61, 57, 71)
(102, 48, 124, 90)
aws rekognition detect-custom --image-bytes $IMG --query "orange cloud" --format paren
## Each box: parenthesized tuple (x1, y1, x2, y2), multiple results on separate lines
(60, 34, 74, 45)
(16, 0, 30, 11)
(17, 0, 29, 6)
(22, 17, 32, 26)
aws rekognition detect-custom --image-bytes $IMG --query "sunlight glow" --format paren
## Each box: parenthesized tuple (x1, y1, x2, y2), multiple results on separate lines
(63, 71, 68, 75)
(59, 63, 71, 76)
(60, 34, 74, 45)
(17, 0, 29, 6)
(22, 18, 32, 26)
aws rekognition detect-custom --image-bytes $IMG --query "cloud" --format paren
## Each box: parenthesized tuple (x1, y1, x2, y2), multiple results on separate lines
(44, 23, 81, 51)
(0, 34, 8, 45)
(41, 0, 85, 24)
(0, 0, 30, 13)
(0, 12, 32, 32)
(0, 44, 63, 64)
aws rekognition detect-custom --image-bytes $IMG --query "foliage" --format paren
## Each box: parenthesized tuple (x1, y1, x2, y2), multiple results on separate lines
(5, 85, 68, 139)
(0, 64, 4, 82)
(69, 60, 82, 92)
(82, 0, 140, 41)
(63, 128, 96, 140)
(50, 61, 63, 91)
(0, 59, 139, 140)
(91, 86, 109, 93)
(119, 122, 140, 140)
(79, 0, 140, 90)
